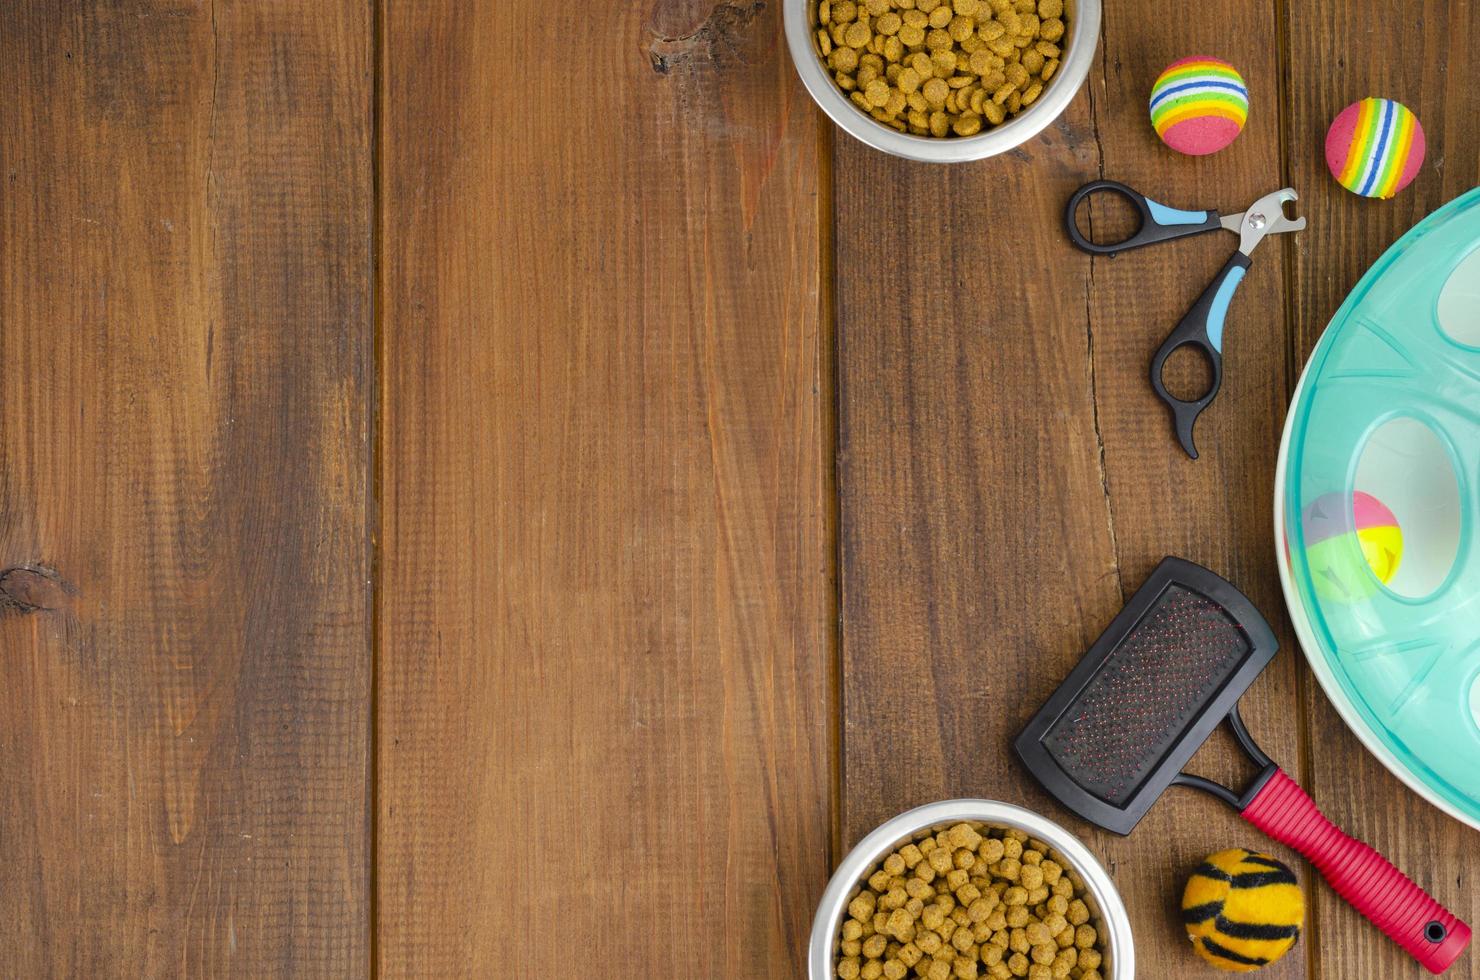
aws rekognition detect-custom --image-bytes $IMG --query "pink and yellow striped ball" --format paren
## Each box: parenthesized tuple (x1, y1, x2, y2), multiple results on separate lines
(1325, 98, 1426, 199)
(1148, 57, 1249, 156)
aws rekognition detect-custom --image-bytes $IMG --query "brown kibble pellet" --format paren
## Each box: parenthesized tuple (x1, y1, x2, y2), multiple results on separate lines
(1040, 16, 1063, 40)
(1081, 972, 1103, 980)
(841, 939, 862, 957)
(1020, 81, 1043, 106)
(838, 957, 861, 980)
(1077, 948, 1101, 971)
(967, 898, 996, 923)
(922, 77, 951, 108)
(1021, 48, 1044, 73)
(1066, 900, 1088, 926)
(1040, 57, 1058, 81)
(1009, 927, 1030, 954)
(1005, 906, 1030, 928)
(1074, 925, 1096, 950)
(883, 961, 908, 980)
(1030, 943, 1056, 965)
(918, 931, 944, 955)
(845, 21, 872, 47)
(954, 957, 979, 979)
(1054, 926, 1074, 949)
(863, 933, 888, 958)
(1018, 866, 1044, 890)
(831, 46, 861, 72)
(860, 959, 883, 980)
(1007, 952, 1029, 977)
(1027, 966, 1051, 980)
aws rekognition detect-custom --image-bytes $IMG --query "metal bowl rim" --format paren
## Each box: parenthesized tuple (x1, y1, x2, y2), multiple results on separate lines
(807, 798, 1134, 980)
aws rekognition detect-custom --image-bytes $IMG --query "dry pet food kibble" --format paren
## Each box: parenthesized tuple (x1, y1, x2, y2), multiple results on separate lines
(813, 0, 1069, 137)
(836, 823, 1107, 980)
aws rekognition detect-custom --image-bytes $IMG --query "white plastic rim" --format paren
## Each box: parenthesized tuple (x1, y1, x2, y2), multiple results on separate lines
(1275, 365, 1480, 832)
(783, 0, 1102, 163)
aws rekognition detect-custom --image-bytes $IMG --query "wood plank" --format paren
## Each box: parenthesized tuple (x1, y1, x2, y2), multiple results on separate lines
(0, 1, 372, 976)
(376, 1, 832, 975)
(1282, 0, 1480, 975)
(835, 4, 1308, 978)
(1083, 9, 1308, 978)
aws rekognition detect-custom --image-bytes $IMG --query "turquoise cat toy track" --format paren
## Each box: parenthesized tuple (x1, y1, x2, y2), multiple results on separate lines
(1276, 187, 1480, 829)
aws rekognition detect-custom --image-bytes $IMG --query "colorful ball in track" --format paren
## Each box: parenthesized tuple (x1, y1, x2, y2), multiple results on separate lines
(1182, 849, 1304, 972)
(1301, 490, 1403, 604)
(1325, 98, 1426, 199)
(1149, 57, 1249, 156)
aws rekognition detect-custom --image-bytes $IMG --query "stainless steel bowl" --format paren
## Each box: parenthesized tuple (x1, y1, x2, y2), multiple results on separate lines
(784, 0, 1101, 162)
(809, 800, 1133, 980)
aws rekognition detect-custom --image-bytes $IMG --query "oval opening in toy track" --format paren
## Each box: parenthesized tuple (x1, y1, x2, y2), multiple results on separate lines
(1353, 417, 1462, 600)
(1437, 247, 1480, 348)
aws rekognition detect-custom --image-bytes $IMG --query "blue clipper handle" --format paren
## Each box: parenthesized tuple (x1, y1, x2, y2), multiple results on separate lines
(1064, 180, 1222, 256)
(1150, 252, 1251, 459)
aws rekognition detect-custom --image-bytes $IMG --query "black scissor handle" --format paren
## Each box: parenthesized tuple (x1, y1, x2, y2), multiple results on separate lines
(1150, 252, 1252, 459)
(1065, 180, 1223, 257)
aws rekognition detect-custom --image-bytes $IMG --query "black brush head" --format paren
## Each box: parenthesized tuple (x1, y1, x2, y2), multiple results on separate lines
(1015, 557, 1278, 835)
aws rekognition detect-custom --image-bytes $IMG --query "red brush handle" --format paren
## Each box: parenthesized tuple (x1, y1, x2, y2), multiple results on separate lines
(1243, 768, 1471, 974)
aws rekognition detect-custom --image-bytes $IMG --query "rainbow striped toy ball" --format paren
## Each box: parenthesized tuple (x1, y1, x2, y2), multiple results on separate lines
(1325, 98, 1426, 199)
(1149, 57, 1249, 156)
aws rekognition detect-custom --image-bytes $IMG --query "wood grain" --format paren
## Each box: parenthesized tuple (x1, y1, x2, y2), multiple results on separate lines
(1082, 6, 1308, 976)
(0, 1, 372, 976)
(835, 3, 1310, 978)
(1283, 0, 1480, 975)
(375, 1, 832, 975)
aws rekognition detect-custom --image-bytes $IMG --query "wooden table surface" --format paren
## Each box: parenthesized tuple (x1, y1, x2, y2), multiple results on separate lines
(1, 0, 1476, 976)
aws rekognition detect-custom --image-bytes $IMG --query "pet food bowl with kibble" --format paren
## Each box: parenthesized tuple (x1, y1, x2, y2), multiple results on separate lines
(808, 799, 1134, 980)
(1275, 186, 1480, 830)
(783, 0, 1100, 163)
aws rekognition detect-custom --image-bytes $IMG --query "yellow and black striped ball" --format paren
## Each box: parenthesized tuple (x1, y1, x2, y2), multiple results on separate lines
(1182, 848, 1304, 972)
